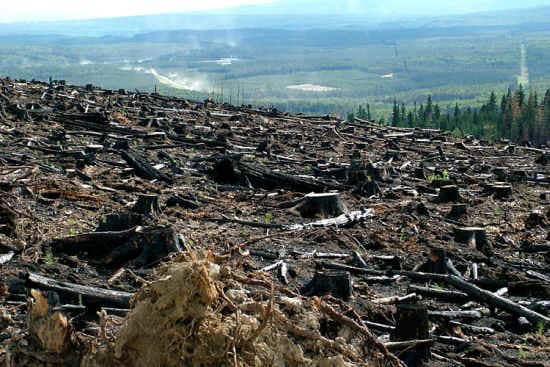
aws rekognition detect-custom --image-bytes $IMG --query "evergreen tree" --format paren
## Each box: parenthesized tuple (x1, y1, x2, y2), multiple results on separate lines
(391, 99, 400, 126)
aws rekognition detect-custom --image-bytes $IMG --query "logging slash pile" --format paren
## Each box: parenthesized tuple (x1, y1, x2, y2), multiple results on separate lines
(0, 77, 549, 366)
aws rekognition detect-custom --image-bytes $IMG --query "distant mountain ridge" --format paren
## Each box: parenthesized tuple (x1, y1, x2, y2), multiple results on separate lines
(0, 2, 548, 37)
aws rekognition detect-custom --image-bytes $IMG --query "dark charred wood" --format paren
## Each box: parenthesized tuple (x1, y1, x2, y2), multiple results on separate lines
(301, 271, 352, 301)
(25, 272, 133, 310)
(438, 185, 460, 203)
(525, 210, 547, 229)
(212, 157, 338, 193)
(121, 149, 171, 182)
(447, 204, 468, 219)
(392, 303, 430, 366)
(51, 226, 181, 269)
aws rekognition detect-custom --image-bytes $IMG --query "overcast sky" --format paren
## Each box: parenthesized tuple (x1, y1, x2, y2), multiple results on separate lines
(0, 0, 271, 23)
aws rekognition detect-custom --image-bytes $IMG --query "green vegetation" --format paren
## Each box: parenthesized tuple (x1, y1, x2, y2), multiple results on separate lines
(428, 170, 450, 182)
(355, 87, 549, 143)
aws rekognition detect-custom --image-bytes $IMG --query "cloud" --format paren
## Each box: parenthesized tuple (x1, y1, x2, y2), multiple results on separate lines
(0, 0, 272, 23)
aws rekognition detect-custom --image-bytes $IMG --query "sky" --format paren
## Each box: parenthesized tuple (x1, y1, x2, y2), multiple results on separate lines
(0, 0, 272, 23)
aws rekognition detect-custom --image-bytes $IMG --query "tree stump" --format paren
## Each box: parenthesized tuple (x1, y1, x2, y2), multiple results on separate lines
(491, 184, 513, 200)
(392, 303, 430, 367)
(447, 204, 467, 219)
(525, 211, 547, 229)
(414, 167, 426, 180)
(132, 194, 161, 217)
(354, 180, 380, 197)
(301, 271, 352, 301)
(290, 193, 347, 219)
(438, 185, 460, 203)
(492, 167, 508, 181)
(454, 227, 492, 256)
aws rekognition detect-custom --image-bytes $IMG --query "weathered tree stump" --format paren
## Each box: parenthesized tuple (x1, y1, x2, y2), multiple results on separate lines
(392, 303, 430, 366)
(354, 180, 380, 197)
(454, 227, 492, 256)
(525, 210, 547, 229)
(438, 185, 460, 203)
(535, 153, 549, 165)
(414, 167, 426, 180)
(0, 204, 18, 238)
(447, 204, 467, 219)
(489, 184, 513, 200)
(492, 167, 508, 181)
(132, 194, 161, 217)
(290, 193, 347, 219)
(301, 271, 352, 301)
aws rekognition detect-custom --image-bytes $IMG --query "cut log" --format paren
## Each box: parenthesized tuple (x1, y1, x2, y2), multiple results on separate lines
(301, 271, 352, 301)
(428, 310, 483, 320)
(132, 194, 161, 217)
(449, 321, 495, 335)
(438, 185, 460, 203)
(25, 272, 133, 309)
(408, 285, 468, 302)
(289, 193, 348, 219)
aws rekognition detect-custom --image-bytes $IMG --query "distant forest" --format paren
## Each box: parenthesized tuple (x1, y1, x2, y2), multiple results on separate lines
(348, 87, 550, 145)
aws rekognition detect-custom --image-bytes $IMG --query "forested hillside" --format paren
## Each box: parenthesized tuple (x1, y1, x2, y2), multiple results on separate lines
(350, 87, 550, 144)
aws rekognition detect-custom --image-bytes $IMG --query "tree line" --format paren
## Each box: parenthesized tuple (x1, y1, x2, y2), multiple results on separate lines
(348, 87, 550, 145)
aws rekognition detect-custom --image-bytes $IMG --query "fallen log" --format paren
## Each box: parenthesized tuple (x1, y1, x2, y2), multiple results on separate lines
(408, 285, 469, 302)
(445, 275, 550, 325)
(286, 209, 374, 230)
(25, 272, 133, 309)
(212, 157, 339, 193)
(121, 149, 171, 182)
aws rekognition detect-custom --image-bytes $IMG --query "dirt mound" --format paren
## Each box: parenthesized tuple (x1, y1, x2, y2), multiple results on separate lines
(83, 254, 401, 367)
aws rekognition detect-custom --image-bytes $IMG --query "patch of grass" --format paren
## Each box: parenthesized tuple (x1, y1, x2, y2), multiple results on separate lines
(428, 170, 450, 182)
(44, 249, 55, 265)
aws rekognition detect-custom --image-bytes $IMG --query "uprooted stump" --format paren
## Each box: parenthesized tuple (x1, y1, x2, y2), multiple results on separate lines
(289, 193, 348, 219)
(82, 255, 403, 367)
